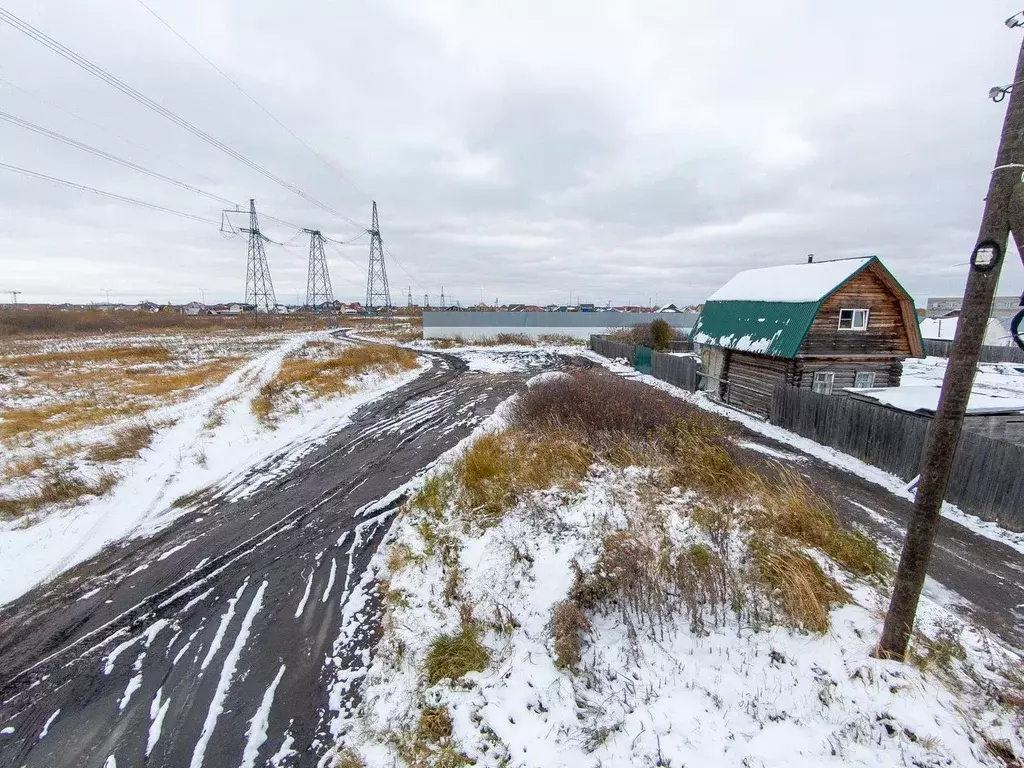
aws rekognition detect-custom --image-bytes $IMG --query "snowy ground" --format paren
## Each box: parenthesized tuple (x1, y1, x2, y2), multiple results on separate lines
(342, 382, 1023, 768)
(587, 354, 1024, 555)
(0, 331, 429, 606)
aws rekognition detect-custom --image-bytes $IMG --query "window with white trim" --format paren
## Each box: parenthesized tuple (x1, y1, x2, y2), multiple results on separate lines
(838, 308, 869, 330)
(853, 371, 877, 389)
(811, 371, 835, 395)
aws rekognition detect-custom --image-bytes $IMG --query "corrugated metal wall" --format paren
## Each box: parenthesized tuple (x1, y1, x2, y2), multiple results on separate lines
(423, 311, 698, 339)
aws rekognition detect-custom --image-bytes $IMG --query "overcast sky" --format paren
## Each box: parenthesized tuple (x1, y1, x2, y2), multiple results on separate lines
(2, 1, 1024, 308)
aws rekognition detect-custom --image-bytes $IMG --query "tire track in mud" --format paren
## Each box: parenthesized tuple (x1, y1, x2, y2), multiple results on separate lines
(0, 346, 585, 768)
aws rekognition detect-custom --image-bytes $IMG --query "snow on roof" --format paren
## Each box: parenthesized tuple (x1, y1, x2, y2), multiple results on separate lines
(919, 317, 958, 341)
(707, 257, 873, 303)
(849, 385, 1024, 415)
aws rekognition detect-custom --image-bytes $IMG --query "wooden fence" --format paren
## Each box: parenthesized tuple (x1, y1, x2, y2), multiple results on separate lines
(590, 336, 635, 361)
(770, 383, 1024, 531)
(590, 335, 699, 392)
(651, 350, 698, 391)
(923, 338, 1024, 364)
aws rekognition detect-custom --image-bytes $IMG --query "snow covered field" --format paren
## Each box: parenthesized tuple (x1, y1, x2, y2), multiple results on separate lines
(341, 377, 1023, 768)
(0, 330, 428, 606)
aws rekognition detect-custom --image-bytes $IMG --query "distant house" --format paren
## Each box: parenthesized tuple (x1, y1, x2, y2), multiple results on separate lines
(183, 301, 207, 316)
(691, 256, 924, 415)
(657, 303, 682, 313)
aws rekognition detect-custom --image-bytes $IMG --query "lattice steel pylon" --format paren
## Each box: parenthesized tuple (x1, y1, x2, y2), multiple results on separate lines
(303, 229, 333, 310)
(244, 199, 277, 314)
(364, 200, 391, 312)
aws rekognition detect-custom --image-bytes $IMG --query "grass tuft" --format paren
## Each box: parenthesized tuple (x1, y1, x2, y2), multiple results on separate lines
(0, 469, 118, 519)
(253, 342, 418, 424)
(417, 707, 454, 743)
(552, 600, 590, 668)
(86, 421, 156, 463)
(424, 622, 490, 685)
(752, 540, 849, 632)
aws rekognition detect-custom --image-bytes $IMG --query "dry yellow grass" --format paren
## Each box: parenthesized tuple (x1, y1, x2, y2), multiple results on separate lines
(752, 540, 850, 632)
(252, 343, 418, 424)
(86, 422, 155, 463)
(0, 401, 148, 440)
(749, 469, 888, 577)
(452, 427, 592, 528)
(0, 469, 118, 519)
(125, 358, 242, 398)
(3, 345, 172, 368)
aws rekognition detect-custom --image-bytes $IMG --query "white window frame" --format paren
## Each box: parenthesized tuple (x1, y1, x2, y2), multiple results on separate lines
(811, 371, 835, 395)
(838, 308, 870, 330)
(853, 371, 876, 389)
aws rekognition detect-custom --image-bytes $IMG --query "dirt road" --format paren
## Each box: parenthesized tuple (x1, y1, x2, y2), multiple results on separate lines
(1, 347, 1022, 768)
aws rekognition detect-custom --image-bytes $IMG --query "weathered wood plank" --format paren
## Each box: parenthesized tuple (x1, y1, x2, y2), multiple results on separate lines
(769, 382, 1024, 531)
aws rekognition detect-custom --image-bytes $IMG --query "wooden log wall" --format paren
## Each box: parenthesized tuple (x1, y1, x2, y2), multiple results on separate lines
(723, 351, 794, 415)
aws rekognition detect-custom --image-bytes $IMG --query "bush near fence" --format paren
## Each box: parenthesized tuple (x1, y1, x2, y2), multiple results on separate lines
(590, 335, 698, 392)
(922, 338, 1024, 365)
(769, 382, 1024, 531)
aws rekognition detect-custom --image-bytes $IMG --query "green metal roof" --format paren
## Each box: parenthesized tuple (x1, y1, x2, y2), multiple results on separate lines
(691, 300, 820, 359)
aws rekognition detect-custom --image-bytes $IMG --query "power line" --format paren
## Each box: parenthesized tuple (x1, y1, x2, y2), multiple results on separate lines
(0, 71, 214, 183)
(133, 0, 369, 203)
(0, 108, 237, 206)
(0, 6, 358, 226)
(0, 161, 218, 224)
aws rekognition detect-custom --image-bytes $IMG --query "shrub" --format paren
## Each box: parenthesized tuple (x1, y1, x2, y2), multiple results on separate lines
(649, 319, 673, 351)
(424, 624, 490, 685)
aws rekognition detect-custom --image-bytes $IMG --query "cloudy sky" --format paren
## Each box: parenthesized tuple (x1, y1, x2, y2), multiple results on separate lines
(2, 0, 1024, 308)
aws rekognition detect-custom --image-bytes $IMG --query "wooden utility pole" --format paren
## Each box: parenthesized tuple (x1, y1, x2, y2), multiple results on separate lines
(877, 23, 1024, 660)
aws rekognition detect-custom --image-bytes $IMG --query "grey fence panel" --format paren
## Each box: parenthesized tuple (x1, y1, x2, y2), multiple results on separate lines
(651, 351, 697, 391)
(590, 335, 699, 392)
(769, 382, 1024, 531)
(590, 336, 636, 361)
(922, 338, 1024, 364)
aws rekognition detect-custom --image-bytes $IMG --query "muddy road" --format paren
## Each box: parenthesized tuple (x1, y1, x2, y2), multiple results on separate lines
(0, 346, 574, 768)
(2, 346, 1023, 768)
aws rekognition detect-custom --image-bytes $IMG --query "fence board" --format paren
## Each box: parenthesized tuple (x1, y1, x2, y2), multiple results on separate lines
(922, 338, 1024, 364)
(769, 383, 1024, 531)
(590, 335, 698, 392)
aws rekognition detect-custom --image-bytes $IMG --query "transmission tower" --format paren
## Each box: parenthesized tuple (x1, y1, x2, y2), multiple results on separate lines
(364, 200, 391, 312)
(440, 286, 445, 309)
(303, 229, 333, 310)
(424, 293, 430, 310)
(406, 286, 413, 309)
(244, 199, 276, 314)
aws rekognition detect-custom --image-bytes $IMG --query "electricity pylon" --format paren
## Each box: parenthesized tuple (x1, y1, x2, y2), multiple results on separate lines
(244, 199, 276, 315)
(364, 200, 391, 312)
(303, 229, 333, 310)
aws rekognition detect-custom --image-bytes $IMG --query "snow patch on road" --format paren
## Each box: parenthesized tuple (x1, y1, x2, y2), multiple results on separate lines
(241, 664, 286, 768)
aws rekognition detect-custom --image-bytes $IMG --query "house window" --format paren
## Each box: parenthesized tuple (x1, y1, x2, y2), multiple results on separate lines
(811, 371, 835, 395)
(838, 308, 869, 330)
(853, 371, 876, 389)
